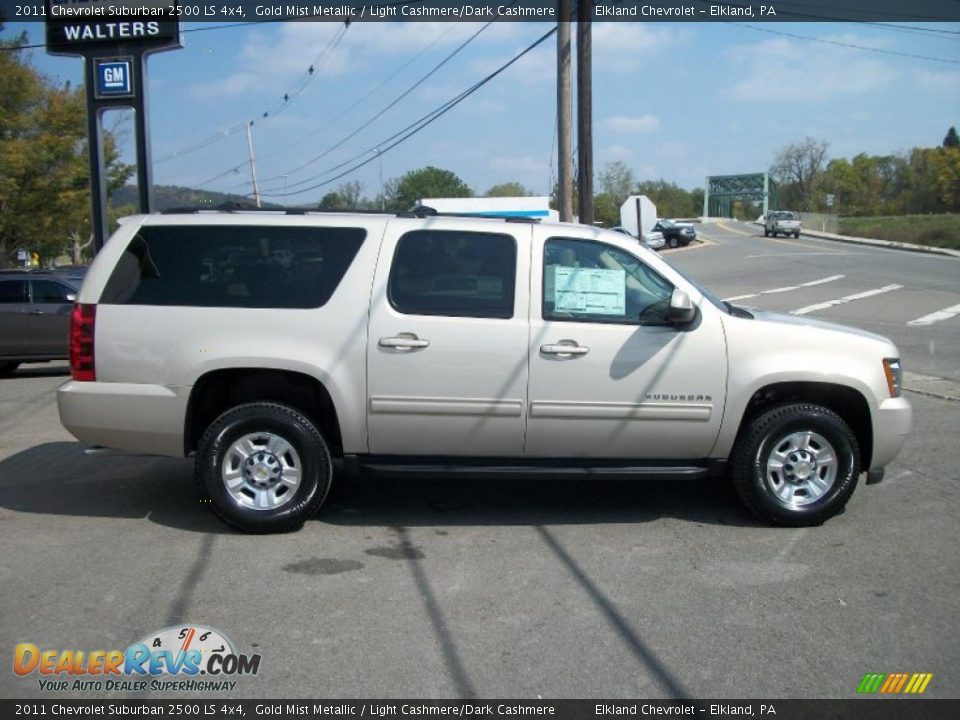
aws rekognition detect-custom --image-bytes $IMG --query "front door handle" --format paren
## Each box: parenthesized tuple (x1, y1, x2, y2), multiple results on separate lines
(28, 309, 45, 315)
(379, 335, 430, 349)
(541, 342, 589, 356)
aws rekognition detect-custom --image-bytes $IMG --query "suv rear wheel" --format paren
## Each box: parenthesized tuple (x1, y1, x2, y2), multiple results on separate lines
(196, 402, 332, 533)
(732, 403, 860, 526)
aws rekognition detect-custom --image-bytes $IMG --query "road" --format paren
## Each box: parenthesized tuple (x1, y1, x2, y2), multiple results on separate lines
(667, 220, 960, 382)
(0, 228, 958, 701)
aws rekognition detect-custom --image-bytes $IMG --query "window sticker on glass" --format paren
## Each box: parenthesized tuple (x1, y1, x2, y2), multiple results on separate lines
(554, 266, 625, 315)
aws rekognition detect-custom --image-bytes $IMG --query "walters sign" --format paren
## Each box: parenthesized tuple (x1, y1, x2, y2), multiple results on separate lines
(45, 1, 180, 56)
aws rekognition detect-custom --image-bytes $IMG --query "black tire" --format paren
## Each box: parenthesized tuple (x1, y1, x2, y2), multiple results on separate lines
(196, 402, 332, 533)
(793, 232, 800, 239)
(732, 403, 860, 527)
(0, 362, 20, 377)
(668, 235, 679, 249)
(763, 229, 769, 237)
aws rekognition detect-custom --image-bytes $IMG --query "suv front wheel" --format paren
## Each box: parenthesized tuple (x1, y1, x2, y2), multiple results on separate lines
(732, 403, 860, 526)
(196, 402, 332, 532)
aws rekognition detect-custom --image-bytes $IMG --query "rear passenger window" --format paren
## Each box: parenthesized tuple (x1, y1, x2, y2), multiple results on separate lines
(0, 279, 27, 303)
(31, 280, 73, 303)
(101, 225, 365, 309)
(388, 230, 516, 319)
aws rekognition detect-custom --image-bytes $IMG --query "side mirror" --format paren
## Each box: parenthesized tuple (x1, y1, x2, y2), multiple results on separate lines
(666, 289, 696, 325)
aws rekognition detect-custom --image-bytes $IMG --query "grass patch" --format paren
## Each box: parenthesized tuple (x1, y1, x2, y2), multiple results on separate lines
(838, 214, 960, 250)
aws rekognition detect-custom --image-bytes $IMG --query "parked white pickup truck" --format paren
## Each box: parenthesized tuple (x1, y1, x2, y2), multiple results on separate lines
(765, 211, 802, 238)
(58, 209, 911, 532)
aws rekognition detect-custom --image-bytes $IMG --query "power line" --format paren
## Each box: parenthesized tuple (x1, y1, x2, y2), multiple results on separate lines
(731, 23, 960, 64)
(156, 22, 348, 165)
(257, 25, 558, 200)
(255, 18, 500, 192)
(251, 22, 459, 181)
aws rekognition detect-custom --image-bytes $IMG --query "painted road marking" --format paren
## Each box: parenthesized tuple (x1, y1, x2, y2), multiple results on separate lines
(792, 284, 903, 316)
(715, 222, 754, 236)
(724, 274, 845, 302)
(908, 303, 960, 327)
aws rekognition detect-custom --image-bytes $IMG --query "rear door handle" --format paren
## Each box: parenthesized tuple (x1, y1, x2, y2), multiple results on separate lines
(28, 309, 45, 315)
(379, 335, 430, 349)
(541, 342, 589, 356)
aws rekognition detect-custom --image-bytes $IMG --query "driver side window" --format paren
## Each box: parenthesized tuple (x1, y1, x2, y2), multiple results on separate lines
(543, 237, 674, 325)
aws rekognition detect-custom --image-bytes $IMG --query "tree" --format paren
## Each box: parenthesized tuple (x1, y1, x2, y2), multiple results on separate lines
(689, 188, 705, 217)
(386, 166, 471, 212)
(944, 126, 959, 149)
(770, 137, 829, 211)
(932, 146, 960, 211)
(317, 181, 364, 210)
(593, 192, 620, 227)
(597, 161, 635, 206)
(485, 181, 531, 197)
(634, 179, 698, 218)
(0, 29, 132, 267)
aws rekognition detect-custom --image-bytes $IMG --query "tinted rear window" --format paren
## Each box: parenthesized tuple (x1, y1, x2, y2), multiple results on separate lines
(388, 230, 516, 319)
(0, 279, 27, 304)
(101, 225, 365, 309)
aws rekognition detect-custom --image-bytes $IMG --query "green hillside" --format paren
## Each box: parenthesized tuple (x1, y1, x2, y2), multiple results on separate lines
(111, 185, 282, 211)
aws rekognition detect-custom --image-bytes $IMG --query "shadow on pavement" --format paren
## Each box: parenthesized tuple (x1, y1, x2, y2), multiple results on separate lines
(3, 362, 70, 379)
(0, 442, 763, 533)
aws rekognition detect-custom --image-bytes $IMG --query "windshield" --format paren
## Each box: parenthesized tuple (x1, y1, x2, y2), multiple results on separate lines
(663, 258, 730, 314)
(658, 219, 676, 228)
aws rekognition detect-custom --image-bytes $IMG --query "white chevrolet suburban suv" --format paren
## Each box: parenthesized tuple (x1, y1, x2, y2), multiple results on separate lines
(58, 209, 912, 532)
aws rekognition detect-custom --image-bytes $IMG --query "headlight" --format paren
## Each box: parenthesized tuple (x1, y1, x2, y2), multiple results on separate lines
(883, 358, 901, 398)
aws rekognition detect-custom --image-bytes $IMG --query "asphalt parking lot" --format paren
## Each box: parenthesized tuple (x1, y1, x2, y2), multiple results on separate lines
(1, 225, 958, 700)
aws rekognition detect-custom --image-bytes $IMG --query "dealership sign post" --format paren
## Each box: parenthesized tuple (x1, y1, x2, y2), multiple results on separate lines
(45, 0, 181, 251)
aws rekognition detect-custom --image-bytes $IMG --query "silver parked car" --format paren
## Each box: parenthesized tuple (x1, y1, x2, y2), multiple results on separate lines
(610, 225, 666, 251)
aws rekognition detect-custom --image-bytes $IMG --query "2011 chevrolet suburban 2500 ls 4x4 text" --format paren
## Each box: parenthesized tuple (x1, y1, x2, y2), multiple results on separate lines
(57, 210, 912, 532)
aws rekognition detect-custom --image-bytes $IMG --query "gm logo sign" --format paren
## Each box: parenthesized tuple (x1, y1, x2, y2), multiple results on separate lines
(94, 58, 134, 99)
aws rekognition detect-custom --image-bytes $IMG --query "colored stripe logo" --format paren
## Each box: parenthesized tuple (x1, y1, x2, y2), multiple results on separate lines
(857, 673, 933, 694)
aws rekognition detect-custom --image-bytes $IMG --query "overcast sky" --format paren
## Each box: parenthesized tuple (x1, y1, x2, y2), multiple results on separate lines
(6, 20, 960, 202)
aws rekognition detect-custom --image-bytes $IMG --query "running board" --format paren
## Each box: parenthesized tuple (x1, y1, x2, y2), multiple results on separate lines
(345, 456, 724, 480)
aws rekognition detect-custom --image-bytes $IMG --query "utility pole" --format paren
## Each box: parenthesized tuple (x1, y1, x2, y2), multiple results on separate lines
(556, 1, 573, 222)
(245, 121, 262, 208)
(576, 0, 593, 225)
(375, 148, 385, 211)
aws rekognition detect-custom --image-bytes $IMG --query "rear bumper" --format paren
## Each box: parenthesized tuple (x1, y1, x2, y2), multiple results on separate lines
(870, 396, 913, 469)
(57, 380, 189, 457)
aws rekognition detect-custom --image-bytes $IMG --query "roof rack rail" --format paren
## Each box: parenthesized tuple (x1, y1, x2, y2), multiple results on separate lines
(160, 202, 286, 214)
(159, 204, 392, 216)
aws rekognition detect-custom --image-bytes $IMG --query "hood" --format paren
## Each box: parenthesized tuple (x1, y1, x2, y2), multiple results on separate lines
(744, 308, 894, 345)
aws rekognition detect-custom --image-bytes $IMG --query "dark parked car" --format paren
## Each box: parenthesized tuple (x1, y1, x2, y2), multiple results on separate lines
(0, 272, 77, 376)
(652, 219, 696, 248)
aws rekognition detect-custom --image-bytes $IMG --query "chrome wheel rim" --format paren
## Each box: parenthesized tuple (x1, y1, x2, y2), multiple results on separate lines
(222, 432, 302, 510)
(763, 431, 837, 508)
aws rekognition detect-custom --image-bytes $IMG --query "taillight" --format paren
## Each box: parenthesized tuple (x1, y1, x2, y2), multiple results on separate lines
(70, 303, 96, 381)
